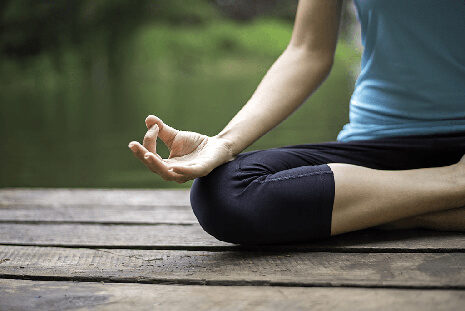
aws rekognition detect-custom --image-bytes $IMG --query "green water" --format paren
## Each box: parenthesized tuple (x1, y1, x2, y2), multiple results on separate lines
(0, 20, 358, 189)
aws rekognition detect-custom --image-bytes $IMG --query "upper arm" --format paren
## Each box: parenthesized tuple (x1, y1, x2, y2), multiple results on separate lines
(289, 0, 344, 63)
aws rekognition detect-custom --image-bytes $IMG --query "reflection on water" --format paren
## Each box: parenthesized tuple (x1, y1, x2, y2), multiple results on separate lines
(0, 20, 356, 189)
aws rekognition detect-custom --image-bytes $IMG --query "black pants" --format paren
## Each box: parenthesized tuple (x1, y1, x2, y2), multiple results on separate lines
(190, 130, 465, 245)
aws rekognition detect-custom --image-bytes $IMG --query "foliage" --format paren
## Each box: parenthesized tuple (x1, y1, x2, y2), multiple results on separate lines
(0, 0, 218, 58)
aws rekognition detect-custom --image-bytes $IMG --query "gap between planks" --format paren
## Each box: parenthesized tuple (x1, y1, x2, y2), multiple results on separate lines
(1, 246, 464, 289)
(2, 273, 465, 290)
(1, 223, 465, 252)
(2, 242, 465, 253)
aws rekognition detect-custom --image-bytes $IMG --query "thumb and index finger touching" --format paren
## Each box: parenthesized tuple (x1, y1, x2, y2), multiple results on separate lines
(145, 115, 179, 149)
(130, 115, 210, 182)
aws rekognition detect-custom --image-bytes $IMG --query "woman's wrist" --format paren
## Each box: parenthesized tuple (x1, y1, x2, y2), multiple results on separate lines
(214, 133, 239, 160)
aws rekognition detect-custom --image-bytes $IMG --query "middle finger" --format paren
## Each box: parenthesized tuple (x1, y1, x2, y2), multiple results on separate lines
(130, 142, 175, 179)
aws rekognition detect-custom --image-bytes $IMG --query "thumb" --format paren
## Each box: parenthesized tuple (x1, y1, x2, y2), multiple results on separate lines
(145, 115, 179, 148)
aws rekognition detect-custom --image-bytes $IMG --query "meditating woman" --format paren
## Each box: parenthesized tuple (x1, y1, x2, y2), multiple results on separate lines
(129, 0, 465, 244)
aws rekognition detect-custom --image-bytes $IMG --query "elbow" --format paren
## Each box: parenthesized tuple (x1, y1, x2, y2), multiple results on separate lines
(319, 56, 334, 78)
(284, 43, 334, 77)
(311, 51, 335, 77)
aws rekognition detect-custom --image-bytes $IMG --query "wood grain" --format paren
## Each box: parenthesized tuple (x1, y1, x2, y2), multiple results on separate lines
(2, 188, 465, 309)
(1, 279, 464, 311)
(0, 223, 464, 252)
(0, 188, 191, 206)
(1, 246, 464, 288)
(0, 205, 197, 224)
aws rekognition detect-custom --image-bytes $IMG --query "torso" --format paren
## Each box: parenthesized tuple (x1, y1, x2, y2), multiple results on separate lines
(337, 0, 465, 142)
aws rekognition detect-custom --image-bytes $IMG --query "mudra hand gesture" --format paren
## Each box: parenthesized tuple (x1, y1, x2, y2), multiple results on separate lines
(128, 115, 234, 183)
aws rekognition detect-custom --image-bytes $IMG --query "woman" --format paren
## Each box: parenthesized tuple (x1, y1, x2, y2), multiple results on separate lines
(129, 0, 465, 244)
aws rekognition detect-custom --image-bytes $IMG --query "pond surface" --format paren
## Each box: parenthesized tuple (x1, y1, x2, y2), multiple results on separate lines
(0, 21, 357, 189)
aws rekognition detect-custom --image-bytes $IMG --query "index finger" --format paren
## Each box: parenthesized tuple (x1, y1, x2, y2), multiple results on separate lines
(145, 115, 179, 148)
(143, 124, 159, 154)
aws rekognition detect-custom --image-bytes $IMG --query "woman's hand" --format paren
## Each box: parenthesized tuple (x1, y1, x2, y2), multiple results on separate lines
(128, 115, 235, 183)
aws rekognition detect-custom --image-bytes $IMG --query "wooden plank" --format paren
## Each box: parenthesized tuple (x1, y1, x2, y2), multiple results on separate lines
(314, 229, 465, 252)
(0, 188, 191, 206)
(0, 205, 197, 224)
(1, 279, 464, 311)
(0, 223, 226, 248)
(0, 223, 464, 251)
(1, 246, 464, 288)
(2, 188, 464, 251)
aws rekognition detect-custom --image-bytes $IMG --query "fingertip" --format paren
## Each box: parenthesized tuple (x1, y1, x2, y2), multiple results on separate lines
(146, 115, 163, 129)
(129, 142, 139, 152)
(151, 116, 165, 128)
(150, 124, 159, 132)
(145, 115, 154, 128)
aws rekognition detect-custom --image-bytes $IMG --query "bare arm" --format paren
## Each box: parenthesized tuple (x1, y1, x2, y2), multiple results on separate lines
(217, 0, 344, 156)
(129, 0, 344, 183)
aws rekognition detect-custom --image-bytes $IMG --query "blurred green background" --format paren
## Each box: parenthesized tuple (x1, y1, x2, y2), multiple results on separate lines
(0, 0, 361, 189)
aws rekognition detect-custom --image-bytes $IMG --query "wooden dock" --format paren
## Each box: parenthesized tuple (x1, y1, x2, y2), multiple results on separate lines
(0, 188, 464, 310)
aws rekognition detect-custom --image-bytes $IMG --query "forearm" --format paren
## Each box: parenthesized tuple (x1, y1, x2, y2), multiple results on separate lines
(216, 45, 333, 156)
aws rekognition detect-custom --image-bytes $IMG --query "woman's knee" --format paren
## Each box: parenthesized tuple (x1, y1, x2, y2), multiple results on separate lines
(190, 152, 280, 244)
(189, 159, 259, 244)
(190, 156, 335, 245)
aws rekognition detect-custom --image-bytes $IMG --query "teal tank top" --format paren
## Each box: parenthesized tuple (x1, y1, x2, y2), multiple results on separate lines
(337, 0, 465, 142)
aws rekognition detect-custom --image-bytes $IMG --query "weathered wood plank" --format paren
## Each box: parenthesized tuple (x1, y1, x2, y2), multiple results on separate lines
(1, 279, 464, 311)
(0, 223, 464, 251)
(0, 205, 197, 224)
(2, 188, 464, 251)
(0, 223, 225, 247)
(1, 246, 464, 287)
(0, 188, 191, 206)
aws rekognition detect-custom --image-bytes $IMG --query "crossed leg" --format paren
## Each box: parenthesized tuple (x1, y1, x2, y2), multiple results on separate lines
(329, 155, 465, 235)
(190, 139, 465, 244)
